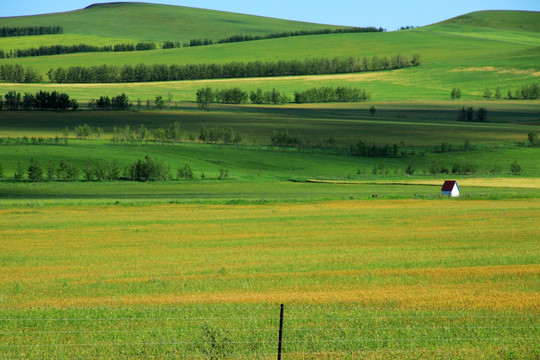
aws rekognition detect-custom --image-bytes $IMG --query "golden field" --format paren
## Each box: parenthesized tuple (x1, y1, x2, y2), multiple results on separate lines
(1, 199, 539, 310)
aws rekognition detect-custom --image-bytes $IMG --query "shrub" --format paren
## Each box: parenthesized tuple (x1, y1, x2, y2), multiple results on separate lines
(527, 132, 538, 147)
(218, 167, 229, 180)
(125, 156, 170, 182)
(404, 163, 415, 175)
(177, 164, 194, 180)
(510, 161, 522, 176)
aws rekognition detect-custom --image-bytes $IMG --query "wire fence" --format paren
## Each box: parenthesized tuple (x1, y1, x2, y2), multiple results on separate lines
(0, 304, 538, 359)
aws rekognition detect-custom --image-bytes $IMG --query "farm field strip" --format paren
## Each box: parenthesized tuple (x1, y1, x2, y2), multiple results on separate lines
(1, 199, 539, 309)
(1, 199, 539, 358)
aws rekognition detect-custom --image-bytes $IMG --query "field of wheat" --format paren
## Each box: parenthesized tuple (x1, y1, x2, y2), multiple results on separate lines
(1, 199, 539, 358)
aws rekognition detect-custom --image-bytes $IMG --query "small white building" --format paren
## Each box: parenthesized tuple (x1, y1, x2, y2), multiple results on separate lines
(441, 180, 460, 197)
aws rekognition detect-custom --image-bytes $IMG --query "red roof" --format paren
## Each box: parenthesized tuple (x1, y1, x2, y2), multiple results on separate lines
(441, 180, 457, 191)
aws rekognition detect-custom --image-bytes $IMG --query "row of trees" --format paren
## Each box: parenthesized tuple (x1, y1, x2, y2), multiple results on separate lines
(351, 140, 400, 157)
(0, 42, 157, 59)
(457, 107, 488, 122)
(1, 157, 231, 183)
(45, 54, 420, 83)
(196, 86, 370, 109)
(294, 87, 370, 103)
(199, 125, 242, 144)
(89, 93, 131, 110)
(0, 25, 62, 37)
(163, 27, 386, 50)
(508, 83, 540, 100)
(110, 123, 183, 144)
(0, 64, 42, 83)
(451, 83, 539, 100)
(0, 136, 68, 146)
(0, 91, 78, 111)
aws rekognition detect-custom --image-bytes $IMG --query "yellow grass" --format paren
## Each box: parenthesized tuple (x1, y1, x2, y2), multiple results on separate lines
(1, 199, 539, 309)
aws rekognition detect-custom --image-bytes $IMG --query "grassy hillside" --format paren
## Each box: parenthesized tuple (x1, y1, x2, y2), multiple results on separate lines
(1, 10, 539, 102)
(0, 2, 346, 42)
(438, 10, 540, 33)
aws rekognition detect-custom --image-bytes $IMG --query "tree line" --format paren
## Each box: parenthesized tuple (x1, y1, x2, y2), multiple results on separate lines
(0, 27, 385, 58)
(1, 156, 230, 183)
(196, 86, 370, 109)
(45, 54, 420, 83)
(89, 93, 131, 110)
(189, 27, 385, 47)
(350, 140, 400, 157)
(0, 91, 78, 111)
(163, 27, 385, 50)
(0, 64, 42, 83)
(450, 83, 539, 100)
(0, 25, 62, 37)
(294, 87, 369, 103)
(0, 42, 157, 59)
(457, 107, 487, 122)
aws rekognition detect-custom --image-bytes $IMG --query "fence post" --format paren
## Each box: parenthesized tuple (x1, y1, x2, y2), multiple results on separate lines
(277, 303, 284, 360)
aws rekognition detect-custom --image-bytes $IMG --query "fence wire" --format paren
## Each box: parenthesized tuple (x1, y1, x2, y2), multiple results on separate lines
(0, 305, 538, 359)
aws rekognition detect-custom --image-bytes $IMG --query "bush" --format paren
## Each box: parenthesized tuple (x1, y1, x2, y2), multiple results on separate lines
(510, 161, 522, 176)
(125, 156, 170, 182)
(527, 132, 538, 147)
(177, 164, 194, 180)
(405, 163, 415, 175)
(218, 167, 229, 180)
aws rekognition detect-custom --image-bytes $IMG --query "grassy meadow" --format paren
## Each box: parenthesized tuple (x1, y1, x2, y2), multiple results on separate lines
(0, 3, 539, 359)
(0, 200, 539, 358)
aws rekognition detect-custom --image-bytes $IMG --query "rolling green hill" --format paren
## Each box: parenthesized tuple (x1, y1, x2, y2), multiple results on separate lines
(0, 2, 346, 42)
(0, 6, 538, 102)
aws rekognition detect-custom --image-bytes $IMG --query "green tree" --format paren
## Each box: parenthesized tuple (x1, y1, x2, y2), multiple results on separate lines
(46, 161, 55, 181)
(196, 87, 214, 111)
(451, 88, 462, 100)
(411, 53, 421, 66)
(27, 158, 44, 182)
(495, 87, 502, 99)
(83, 160, 94, 181)
(369, 106, 376, 116)
(92, 126, 104, 139)
(107, 160, 121, 181)
(218, 167, 229, 180)
(510, 160, 522, 176)
(14, 161, 25, 181)
(483, 88, 492, 100)
(177, 163, 194, 180)
(154, 95, 164, 110)
(476, 107, 488, 122)
(527, 132, 538, 147)
(57, 159, 79, 181)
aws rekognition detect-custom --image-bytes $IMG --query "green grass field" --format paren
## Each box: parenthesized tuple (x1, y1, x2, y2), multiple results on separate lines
(0, 4, 539, 359)
(1, 7, 539, 103)
(0, 2, 344, 42)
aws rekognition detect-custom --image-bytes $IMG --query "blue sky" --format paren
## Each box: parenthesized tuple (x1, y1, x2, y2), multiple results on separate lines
(1, 0, 539, 30)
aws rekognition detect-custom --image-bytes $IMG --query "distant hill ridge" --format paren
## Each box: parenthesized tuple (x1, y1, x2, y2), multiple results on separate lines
(438, 10, 540, 32)
(0, 2, 351, 42)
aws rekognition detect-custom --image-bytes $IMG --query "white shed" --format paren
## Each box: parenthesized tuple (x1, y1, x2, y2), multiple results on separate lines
(441, 180, 460, 197)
